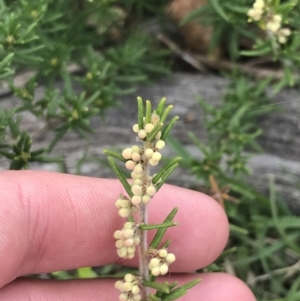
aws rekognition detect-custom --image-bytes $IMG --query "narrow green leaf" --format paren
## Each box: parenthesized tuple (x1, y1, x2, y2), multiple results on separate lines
(23, 134, 32, 152)
(168, 281, 179, 290)
(145, 100, 152, 124)
(143, 280, 170, 293)
(269, 177, 300, 256)
(17, 132, 27, 149)
(137, 97, 144, 129)
(103, 149, 126, 162)
(163, 278, 201, 300)
(161, 116, 179, 140)
(161, 239, 171, 249)
(152, 157, 182, 185)
(146, 122, 163, 141)
(150, 207, 178, 249)
(230, 224, 248, 235)
(0, 69, 14, 79)
(210, 0, 228, 21)
(228, 103, 251, 129)
(156, 163, 179, 191)
(156, 97, 166, 117)
(139, 221, 178, 230)
(149, 293, 161, 301)
(107, 156, 133, 197)
(160, 105, 173, 123)
(0, 52, 14, 69)
(0, 149, 14, 159)
(162, 290, 187, 301)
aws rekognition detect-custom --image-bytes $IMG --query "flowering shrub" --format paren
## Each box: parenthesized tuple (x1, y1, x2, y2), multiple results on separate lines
(104, 97, 200, 301)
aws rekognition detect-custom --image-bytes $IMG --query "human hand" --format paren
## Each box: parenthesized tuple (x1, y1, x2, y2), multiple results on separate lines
(0, 170, 256, 301)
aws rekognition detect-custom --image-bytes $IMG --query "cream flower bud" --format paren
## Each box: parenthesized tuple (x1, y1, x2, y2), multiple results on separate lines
(138, 129, 147, 139)
(150, 258, 161, 268)
(127, 246, 136, 254)
(247, 8, 256, 18)
(151, 152, 162, 161)
(253, 0, 264, 9)
(131, 285, 140, 295)
(273, 14, 282, 23)
(124, 273, 136, 282)
(133, 295, 142, 301)
(124, 222, 134, 229)
(118, 208, 130, 218)
(146, 185, 156, 196)
(151, 113, 160, 125)
(149, 159, 159, 166)
(124, 228, 134, 238)
(142, 194, 151, 204)
(133, 236, 140, 245)
(115, 280, 123, 290)
(123, 282, 133, 292)
(116, 240, 124, 248)
(131, 184, 142, 195)
(125, 160, 136, 170)
(124, 238, 134, 247)
(131, 172, 141, 180)
(122, 148, 133, 159)
(119, 293, 127, 301)
(131, 145, 140, 152)
(159, 249, 168, 258)
(144, 123, 155, 133)
(114, 230, 121, 239)
(133, 179, 142, 185)
(159, 263, 169, 275)
(166, 253, 176, 263)
(115, 199, 122, 208)
(151, 266, 160, 276)
(144, 148, 154, 158)
(278, 36, 287, 43)
(120, 199, 130, 208)
(131, 195, 142, 205)
(133, 124, 139, 132)
(266, 21, 280, 33)
(281, 28, 291, 36)
(155, 140, 165, 149)
(155, 131, 162, 139)
(133, 163, 143, 174)
(117, 247, 127, 258)
(132, 152, 141, 162)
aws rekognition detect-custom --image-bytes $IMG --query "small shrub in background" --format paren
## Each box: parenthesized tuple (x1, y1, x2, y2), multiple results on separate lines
(0, 0, 170, 167)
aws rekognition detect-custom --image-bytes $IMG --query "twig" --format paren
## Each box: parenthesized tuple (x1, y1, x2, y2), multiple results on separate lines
(157, 33, 299, 81)
(156, 33, 207, 72)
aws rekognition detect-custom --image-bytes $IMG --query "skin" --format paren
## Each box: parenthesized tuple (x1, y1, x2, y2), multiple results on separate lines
(0, 170, 256, 301)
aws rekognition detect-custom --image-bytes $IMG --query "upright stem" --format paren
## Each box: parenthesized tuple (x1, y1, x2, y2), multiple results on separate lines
(138, 143, 151, 298)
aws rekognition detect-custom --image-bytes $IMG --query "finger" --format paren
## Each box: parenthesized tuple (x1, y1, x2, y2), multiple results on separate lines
(0, 273, 256, 301)
(0, 171, 228, 286)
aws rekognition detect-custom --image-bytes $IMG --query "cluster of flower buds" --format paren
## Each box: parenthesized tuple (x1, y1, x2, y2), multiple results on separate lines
(247, 0, 291, 44)
(276, 28, 291, 44)
(247, 0, 264, 21)
(130, 178, 157, 206)
(148, 249, 176, 276)
(115, 274, 141, 301)
(115, 195, 138, 218)
(114, 222, 140, 259)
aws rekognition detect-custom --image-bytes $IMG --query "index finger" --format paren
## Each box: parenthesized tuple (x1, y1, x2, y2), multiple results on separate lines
(0, 170, 228, 288)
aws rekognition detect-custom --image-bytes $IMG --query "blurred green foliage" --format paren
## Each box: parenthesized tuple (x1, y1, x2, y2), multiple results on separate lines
(0, 0, 169, 168)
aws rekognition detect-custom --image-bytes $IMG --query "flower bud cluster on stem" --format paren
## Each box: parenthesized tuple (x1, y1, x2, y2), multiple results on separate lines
(104, 97, 200, 301)
(247, 0, 291, 44)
